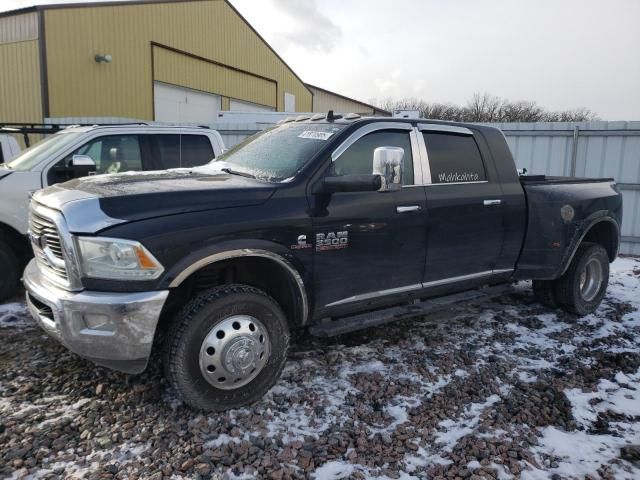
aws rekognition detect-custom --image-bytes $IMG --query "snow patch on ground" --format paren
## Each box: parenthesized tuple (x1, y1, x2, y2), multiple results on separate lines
(0, 302, 31, 328)
(435, 394, 501, 449)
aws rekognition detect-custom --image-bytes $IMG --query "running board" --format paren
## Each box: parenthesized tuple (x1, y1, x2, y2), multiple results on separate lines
(309, 284, 513, 337)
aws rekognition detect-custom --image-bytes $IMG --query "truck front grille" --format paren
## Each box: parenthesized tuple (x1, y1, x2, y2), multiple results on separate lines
(29, 210, 69, 283)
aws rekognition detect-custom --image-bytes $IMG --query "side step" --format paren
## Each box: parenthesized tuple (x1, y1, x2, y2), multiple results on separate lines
(309, 284, 513, 337)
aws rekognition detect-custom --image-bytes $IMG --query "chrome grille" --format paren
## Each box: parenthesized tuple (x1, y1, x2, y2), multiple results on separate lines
(29, 209, 69, 283)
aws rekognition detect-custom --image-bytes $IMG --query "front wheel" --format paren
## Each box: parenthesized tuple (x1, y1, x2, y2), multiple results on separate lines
(554, 242, 609, 315)
(163, 284, 290, 411)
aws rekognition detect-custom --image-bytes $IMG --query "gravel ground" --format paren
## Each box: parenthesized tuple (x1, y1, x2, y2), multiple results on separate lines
(1, 257, 640, 480)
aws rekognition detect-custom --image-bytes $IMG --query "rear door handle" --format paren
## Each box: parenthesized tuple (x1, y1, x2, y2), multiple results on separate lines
(396, 205, 422, 213)
(483, 199, 502, 206)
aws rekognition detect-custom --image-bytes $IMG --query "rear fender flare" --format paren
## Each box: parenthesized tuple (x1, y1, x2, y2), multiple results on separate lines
(558, 213, 619, 277)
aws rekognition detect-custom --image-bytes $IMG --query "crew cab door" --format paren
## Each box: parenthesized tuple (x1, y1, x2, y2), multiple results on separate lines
(311, 123, 428, 312)
(419, 125, 507, 283)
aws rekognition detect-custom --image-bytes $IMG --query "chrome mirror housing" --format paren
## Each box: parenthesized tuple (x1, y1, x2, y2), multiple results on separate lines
(373, 146, 404, 192)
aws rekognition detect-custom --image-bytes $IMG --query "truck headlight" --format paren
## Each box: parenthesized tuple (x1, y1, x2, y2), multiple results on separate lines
(76, 237, 164, 280)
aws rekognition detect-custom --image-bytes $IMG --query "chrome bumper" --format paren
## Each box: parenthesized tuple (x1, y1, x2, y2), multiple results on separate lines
(23, 259, 169, 374)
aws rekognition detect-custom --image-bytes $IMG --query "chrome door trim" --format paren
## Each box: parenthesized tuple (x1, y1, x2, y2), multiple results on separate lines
(408, 128, 424, 185)
(324, 269, 514, 308)
(426, 180, 489, 187)
(331, 122, 413, 162)
(492, 268, 514, 275)
(421, 270, 494, 288)
(169, 249, 309, 325)
(414, 128, 432, 184)
(418, 124, 474, 136)
(483, 199, 502, 206)
(325, 283, 423, 308)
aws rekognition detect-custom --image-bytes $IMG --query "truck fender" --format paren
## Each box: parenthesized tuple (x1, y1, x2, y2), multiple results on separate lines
(558, 212, 619, 277)
(163, 239, 309, 325)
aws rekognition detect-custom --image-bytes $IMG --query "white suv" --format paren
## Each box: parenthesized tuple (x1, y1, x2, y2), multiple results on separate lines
(0, 124, 225, 300)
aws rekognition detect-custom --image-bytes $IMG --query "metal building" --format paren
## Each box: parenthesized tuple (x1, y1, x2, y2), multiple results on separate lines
(306, 84, 390, 117)
(0, 0, 315, 126)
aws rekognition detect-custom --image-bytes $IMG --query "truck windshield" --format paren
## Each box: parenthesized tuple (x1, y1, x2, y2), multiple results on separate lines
(199, 123, 346, 182)
(7, 132, 84, 171)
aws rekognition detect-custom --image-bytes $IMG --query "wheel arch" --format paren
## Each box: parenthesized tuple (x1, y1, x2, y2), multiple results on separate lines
(559, 216, 619, 277)
(165, 247, 309, 328)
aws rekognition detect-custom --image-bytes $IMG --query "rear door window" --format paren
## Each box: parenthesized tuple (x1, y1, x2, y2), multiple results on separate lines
(180, 135, 214, 167)
(148, 134, 180, 170)
(147, 134, 214, 169)
(423, 132, 486, 184)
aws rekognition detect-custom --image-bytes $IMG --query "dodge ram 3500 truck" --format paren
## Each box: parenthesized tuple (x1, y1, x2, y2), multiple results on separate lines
(23, 115, 622, 411)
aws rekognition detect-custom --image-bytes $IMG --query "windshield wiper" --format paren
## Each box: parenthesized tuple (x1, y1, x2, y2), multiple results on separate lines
(221, 168, 256, 179)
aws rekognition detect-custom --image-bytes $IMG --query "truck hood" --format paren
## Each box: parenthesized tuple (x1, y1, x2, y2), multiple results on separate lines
(34, 169, 277, 232)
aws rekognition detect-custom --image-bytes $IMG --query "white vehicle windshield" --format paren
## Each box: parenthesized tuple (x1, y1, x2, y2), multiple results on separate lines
(198, 123, 346, 182)
(6, 132, 84, 171)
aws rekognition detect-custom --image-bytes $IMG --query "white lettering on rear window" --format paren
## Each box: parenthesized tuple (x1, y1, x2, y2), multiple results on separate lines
(437, 171, 480, 183)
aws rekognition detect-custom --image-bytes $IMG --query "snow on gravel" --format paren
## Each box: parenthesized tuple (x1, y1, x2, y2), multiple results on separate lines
(1, 257, 639, 479)
(0, 302, 30, 329)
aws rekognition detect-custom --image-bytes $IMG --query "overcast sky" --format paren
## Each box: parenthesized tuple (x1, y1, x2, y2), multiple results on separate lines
(3, 0, 639, 119)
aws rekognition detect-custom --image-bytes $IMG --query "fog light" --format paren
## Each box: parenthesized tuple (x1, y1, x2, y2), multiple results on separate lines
(83, 313, 112, 331)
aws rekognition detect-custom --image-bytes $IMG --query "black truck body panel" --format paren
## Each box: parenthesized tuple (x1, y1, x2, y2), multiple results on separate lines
(515, 177, 621, 280)
(44, 118, 622, 330)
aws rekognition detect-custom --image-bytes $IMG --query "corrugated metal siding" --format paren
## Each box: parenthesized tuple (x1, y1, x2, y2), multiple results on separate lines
(493, 121, 640, 255)
(153, 46, 276, 109)
(0, 12, 38, 45)
(43, 0, 312, 119)
(0, 40, 42, 123)
(309, 86, 375, 115)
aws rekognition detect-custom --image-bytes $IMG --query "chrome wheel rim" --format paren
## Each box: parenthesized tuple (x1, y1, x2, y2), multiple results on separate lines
(199, 315, 270, 390)
(579, 258, 603, 302)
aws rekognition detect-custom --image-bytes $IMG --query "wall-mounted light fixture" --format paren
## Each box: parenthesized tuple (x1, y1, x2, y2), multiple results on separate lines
(94, 54, 113, 63)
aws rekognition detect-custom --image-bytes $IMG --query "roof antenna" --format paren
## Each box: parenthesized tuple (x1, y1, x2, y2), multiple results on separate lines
(326, 110, 342, 121)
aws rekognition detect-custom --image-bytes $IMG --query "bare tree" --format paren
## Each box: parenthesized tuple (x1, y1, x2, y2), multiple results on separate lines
(371, 93, 597, 122)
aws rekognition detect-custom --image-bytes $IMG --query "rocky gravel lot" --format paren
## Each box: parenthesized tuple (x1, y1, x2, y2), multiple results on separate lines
(1, 257, 640, 480)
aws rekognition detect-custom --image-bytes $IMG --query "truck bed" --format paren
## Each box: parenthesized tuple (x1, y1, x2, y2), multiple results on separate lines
(516, 176, 621, 280)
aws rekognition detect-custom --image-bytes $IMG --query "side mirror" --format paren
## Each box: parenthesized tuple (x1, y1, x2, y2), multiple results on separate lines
(70, 154, 96, 178)
(373, 146, 404, 192)
(321, 174, 382, 193)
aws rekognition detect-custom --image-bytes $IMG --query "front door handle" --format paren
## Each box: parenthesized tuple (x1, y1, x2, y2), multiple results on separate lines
(483, 199, 502, 206)
(396, 205, 422, 213)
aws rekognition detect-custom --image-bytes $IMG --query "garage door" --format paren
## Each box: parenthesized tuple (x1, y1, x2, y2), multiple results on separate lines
(229, 99, 275, 113)
(154, 82, 221, 124)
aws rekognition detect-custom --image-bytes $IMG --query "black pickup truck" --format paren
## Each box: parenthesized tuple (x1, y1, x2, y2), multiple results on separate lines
(23, 115, 622, 411)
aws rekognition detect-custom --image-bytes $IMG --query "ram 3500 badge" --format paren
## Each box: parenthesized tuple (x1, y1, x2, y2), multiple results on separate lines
(24, 115, 622, 411)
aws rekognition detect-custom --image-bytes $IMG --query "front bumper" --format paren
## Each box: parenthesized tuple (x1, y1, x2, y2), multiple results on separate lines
(23, 259, 169, 374)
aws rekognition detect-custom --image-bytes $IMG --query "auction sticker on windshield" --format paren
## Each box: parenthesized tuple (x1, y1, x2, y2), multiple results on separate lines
(298, 131, 334, 140)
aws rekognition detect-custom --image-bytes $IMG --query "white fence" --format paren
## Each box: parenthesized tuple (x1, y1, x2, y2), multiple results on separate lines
(493, 122, 640, 255)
